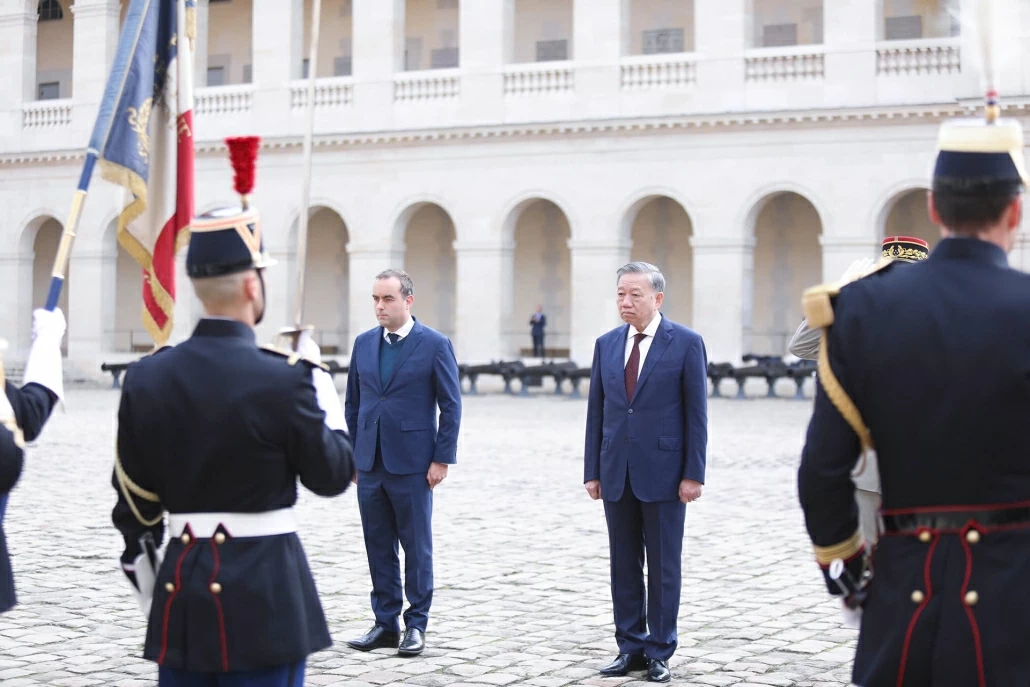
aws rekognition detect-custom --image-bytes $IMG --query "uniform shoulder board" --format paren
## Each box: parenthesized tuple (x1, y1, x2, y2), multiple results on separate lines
(801, 257, 895, 328)
(259, 344, 330, 371)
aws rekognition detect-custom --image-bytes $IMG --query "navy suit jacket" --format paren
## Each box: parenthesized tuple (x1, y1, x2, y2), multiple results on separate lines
(345, 318, 462, 475)
(584, 315, 708, 503)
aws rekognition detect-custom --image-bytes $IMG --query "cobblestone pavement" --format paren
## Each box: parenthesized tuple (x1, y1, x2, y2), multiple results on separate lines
(0, 387, 859, 687)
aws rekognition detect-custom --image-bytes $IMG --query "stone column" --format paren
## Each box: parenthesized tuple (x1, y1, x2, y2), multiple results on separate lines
(251, 0, 303, 125)
(71, 0, 121, 130)
(67, 250, 106, 364)
(0, 251, 31, 359)
(572, 0, 624, 110)
(690, 235, 753, 365)
(694, 0, 747, 113)
(346, 243, 404, 351)
(351, 0, 404, 129)
(0, 0, 36, 135)
(459, 0, 509, 121)
(820, 235, 879, 283)
(454, 240, 512, 364)
(823, 0, 876, 107)
(193, 0, 209, 86)
(568, 239, 631, 367)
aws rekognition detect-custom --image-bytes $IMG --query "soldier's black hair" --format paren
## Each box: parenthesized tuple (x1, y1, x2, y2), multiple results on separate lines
(931, 177, 1022, 234)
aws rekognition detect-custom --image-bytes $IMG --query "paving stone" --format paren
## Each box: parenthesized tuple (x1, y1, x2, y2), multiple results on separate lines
(0, 390, 855, 686)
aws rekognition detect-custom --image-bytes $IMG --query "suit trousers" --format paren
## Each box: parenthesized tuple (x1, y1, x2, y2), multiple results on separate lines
(357, 433, 434, 633)
(157, 660, 304, 686)
(603, 475, 686, 661)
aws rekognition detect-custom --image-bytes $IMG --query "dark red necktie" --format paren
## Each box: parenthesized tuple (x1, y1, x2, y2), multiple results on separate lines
(625, 333, 646, 402)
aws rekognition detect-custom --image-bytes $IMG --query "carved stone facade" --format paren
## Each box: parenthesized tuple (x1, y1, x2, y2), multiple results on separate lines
(1, 0, 1029, 378)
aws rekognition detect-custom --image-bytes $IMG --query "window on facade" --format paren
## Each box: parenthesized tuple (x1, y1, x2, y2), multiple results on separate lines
(431, 47, 459, 69)
(642, 28, 684, 54)
(762, 23, 797, 47)
(207, 66, 225, 87)
(333, 56, 352, 76)
(751, 0, 822, 48)
(883, 0, 958, 40)
(302, 58, 310, 78)
(404, 37, 423, 70)
(536, 39, 568, 62)
(885, 15, 922, 40)
(209, 0, 231, 3)
(38, 0, 63, 20)
(38, 82, 60, 100)
(511, 0, 573, 63)
(437, 0, 457, 7)
(243, 64, 252, 83)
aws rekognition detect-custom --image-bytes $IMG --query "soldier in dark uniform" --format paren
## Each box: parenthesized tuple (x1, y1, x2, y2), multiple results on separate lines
(111, 138, 355, 687)
(1, 307, 65, 613)
(797, 98, 1030, 686)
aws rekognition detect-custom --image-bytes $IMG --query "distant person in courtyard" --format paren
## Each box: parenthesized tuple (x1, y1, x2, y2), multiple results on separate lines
(584, 262, 708, 683)
(787, 236, 928, 548)
(345, 269, 462, 657)
(0, 308, 65, 615)
(529, 305, 547, 357)
(111, 140, 354, 687)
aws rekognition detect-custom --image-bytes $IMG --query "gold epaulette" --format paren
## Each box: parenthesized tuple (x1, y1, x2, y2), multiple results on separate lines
(259, 344, 330, 371)
(799, 258, 895, 455)
(813, 529, 865, 567)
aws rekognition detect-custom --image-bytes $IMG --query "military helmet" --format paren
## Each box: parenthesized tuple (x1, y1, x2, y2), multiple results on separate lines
(186, 136, 277, 279)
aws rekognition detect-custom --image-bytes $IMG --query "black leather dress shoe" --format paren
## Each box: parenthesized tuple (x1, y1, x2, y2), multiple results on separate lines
(398, 627, 425, 656)
(346, 625, 400, 652)
(599, 653, 649, 675)
(648, 659, 671, 682)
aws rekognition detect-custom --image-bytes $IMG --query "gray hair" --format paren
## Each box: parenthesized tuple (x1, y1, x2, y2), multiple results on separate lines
(616, 261, 665, 293)
(375, 268, 414, 297)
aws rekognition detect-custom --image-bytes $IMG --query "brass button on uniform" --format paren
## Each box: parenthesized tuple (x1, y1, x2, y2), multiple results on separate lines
(918, 531, 932, 543)
(181, 533, 191, 545)
(965, 591, 979, 606)
(210, 582, 222, 594)
(165, 582, 175, 593)
(966, 529, 981, 544)
(911, 590, 925, 604)
(214, 533, 226, 545)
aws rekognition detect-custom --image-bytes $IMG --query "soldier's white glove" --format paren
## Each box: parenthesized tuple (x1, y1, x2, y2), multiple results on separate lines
(126, 551, 157, 619)
(297, 332, 320, 364)
(291, 331, 345, 432)
(22, 308, 65, 402)
(838, 257, 878, 285)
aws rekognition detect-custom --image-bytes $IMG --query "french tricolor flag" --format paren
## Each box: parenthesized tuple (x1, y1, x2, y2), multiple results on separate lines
(88, 0, 196, 347)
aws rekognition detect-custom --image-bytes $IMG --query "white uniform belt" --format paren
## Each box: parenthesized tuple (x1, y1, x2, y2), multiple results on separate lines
(168, 508, 297, 539)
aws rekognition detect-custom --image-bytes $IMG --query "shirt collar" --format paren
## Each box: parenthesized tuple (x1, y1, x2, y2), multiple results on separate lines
(627, 312, 662, 339)
(383, 316, 415, 341)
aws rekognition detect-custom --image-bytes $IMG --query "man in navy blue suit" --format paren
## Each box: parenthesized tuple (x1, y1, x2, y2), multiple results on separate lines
(584, 261, 708, 683)
(345, 269, 462, 657)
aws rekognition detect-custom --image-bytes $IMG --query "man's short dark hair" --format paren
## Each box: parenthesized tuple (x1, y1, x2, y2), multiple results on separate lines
(375, 268, 414, 297)
(932, 177, 1021, 234)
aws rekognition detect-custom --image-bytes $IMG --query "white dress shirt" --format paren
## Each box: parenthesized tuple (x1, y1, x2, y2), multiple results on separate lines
(383, 316, 415, 342)
(624, 312, 662, 377)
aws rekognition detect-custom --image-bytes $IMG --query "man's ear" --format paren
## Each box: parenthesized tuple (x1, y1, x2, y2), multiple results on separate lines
(927, 191, 942, 227)
(1005, 194, 1023, 231)
(244, 271, 260, 302)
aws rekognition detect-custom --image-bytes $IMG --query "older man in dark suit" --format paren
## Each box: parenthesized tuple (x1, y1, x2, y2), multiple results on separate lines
(584, 262, 709, 683)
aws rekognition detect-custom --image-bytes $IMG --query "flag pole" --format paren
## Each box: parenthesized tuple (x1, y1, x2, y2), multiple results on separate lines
(44, 154, 98, 311)
(292, 0, 322, 336)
